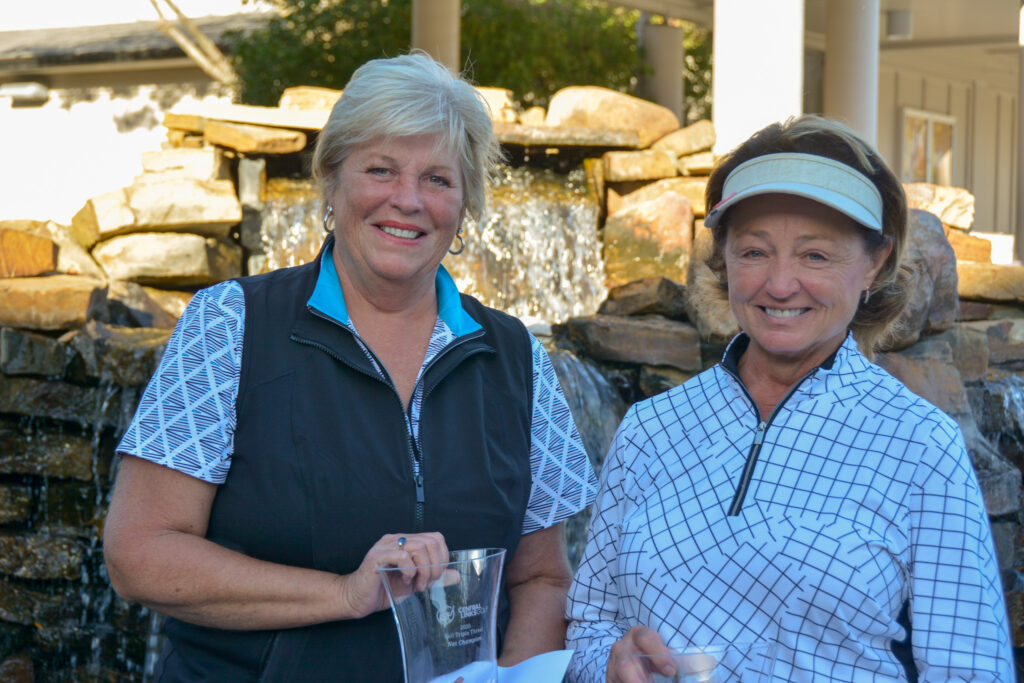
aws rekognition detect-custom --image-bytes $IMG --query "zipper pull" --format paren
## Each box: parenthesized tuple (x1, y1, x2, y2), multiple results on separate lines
(753, 421, 767, 445)
(415, 474, 425, 504)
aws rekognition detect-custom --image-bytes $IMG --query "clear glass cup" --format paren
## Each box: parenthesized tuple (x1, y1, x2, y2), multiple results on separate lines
(380, 547, 507, 683)
(631, 640, 774, 682)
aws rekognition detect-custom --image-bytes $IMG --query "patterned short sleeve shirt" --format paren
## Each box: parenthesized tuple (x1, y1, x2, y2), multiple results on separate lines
(119, 267, 596, 535)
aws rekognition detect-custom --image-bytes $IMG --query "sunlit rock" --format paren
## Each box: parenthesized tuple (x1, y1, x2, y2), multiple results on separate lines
(904, 182, 975, 230)
(545, 86, 680, 148)
(0, 219, 106, 280)
(139, 147, 227, 181)
(67, 321, 170, 387)
(612, 177, 708, 218)
(651, 119, 715, 158)
(69, 188, 131, 248)
(92, 233, 241, 287)
(0, 229, 56, 278)
(518, 106, 546, 126)
(598, 277, 687, 319)
(603, 192, 693, 290)
(946, 229, 992, 263)
(958, 261, 1024, 302)
(602, 150, 676, 182)
(0, 420, 94, 481)
(0, 535, 83, 580)
(278, 85, 342, 110)
(565, 314, 701, 372)
(474, 87, 519, 123)
(0, 276, 106, 331)
(676, 151, 715, 176)
(886, 209, 958, 349)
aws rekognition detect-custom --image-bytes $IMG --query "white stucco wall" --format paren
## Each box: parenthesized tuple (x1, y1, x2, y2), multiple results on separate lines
(0, 75, 231, 224)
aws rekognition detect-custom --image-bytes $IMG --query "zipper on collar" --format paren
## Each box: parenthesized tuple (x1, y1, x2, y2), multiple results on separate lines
(722, 364, 818, 517)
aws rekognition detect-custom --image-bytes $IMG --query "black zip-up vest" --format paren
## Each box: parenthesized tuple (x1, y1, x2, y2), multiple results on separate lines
(154, 243, 534, 682)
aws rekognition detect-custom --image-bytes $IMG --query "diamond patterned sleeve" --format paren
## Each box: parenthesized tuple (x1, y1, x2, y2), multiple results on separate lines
(116, 281, 244, 484)
(565, 408, 640, 682)
(908, 422, 1014, 681)
(521, 334, 598, 534)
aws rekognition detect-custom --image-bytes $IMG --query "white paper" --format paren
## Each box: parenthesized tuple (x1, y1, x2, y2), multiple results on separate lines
(499, 649, 574, 683)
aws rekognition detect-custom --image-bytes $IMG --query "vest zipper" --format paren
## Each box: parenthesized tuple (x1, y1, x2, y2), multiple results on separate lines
(721, 364, 817, 517)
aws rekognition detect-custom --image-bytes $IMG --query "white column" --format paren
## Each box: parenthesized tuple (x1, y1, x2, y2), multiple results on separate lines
(642, 21, 684, 122)
(1015, 2, 1024, 262)
(412, 0, 461, 72)
(712, 0, 804, 155)
(824, 0, 880, 145)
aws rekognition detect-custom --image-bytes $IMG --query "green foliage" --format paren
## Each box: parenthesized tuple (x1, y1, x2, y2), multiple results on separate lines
(228, 0, 645, 107)
(682, 21, 712, 124)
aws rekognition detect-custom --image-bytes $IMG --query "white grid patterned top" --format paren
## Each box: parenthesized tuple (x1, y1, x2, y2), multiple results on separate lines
(119, 264, 596, 535)
(566, 334, 1013, 681)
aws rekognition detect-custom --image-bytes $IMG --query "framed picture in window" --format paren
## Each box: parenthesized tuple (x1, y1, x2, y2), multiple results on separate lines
(901, 108, 955, 185)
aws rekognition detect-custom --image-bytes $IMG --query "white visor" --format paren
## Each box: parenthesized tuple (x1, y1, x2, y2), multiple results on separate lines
(704, 152, 884, 231)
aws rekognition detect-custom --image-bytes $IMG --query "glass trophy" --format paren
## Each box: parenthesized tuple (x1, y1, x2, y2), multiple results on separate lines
(380, 547, 506, 683)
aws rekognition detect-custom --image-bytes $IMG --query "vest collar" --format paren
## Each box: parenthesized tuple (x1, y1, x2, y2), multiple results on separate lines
(307, 234, 482, 337)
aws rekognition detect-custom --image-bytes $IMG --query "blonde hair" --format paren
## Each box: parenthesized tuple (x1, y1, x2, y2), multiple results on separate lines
(312, 51, 501, 222)
(703, 114, 911, 356)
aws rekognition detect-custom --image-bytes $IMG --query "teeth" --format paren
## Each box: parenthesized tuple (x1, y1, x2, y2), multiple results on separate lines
(764, 307, 804, 318)
(380, 226, 419, 239)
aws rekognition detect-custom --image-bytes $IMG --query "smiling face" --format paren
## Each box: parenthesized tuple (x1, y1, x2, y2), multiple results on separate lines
(328, 133, 465, 296)
(724, 194, 890, 373)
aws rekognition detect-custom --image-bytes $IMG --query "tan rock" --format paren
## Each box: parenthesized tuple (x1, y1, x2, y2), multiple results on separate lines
(651, 119, 716, 158)
(565, 314, 701, 372)
(140, 147, 227, 181)
(945, 229, 991, 263)
(904, 182, 975, 230)
(959, 319, 1024, 365)
(602, 150, 677, 182)
(599, 277, 688, 318)
(0, 229, 56, 277)
(278, 85, 342, 110)
(677, 151, 716, 176)
(166, 101, 329, 131)
(957, 262, 1024, 302)
(474, 87, 519, 123)
(163, 111, 207, 133)
(545, 86, 680, 148)
(519, 106, 546, 126)
(685, 226, 739, 341)
(0, 220, 105, 280)
(0, 276, 106, 331)
(92, 233, 241, 287)
(126, 178, 242, 238)
(603, 193, 694, 289)
(70, 188, 132, 248)
(615, 177, 709, 217)
(886, 209, 958, 350)
(493, 122, 639, 148)
(108, 280, 192, 328)
(204, 120, 307, 155)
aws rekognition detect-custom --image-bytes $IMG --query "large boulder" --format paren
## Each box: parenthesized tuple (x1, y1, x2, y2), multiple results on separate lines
(885, 209, 958, 349)
(602, 150, 677, 182)
(92, 233, 241, 287)
(612, 177, 709, 218)
(565, 314, 702, 372)
(0, 276, 106, 331)
(545, 86, 680, 148)
(904, 182, 975, 230)
(0, 219, 106, 280)
(650, 119, 715, 158)
(603, 192, 693, 289)
(958, 262, 1024, 302)
(0, 229, 56, 278)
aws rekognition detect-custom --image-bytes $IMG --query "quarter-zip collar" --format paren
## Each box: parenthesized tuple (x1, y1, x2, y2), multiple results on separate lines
(306, 234, 482, 337)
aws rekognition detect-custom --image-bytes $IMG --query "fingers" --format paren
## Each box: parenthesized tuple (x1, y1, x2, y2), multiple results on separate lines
(608, 626, 673, 683)
(379, 532, 449, 591)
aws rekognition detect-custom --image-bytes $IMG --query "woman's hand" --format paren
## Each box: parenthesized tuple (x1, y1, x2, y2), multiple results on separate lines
(606, 625, 675, 683)
(339, 532, 450, 618)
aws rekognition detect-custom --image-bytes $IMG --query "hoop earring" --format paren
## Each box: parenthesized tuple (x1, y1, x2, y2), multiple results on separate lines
(322, 205, 334, 233)
(862, 288, 871, 305)
(448, 228, 465, 255)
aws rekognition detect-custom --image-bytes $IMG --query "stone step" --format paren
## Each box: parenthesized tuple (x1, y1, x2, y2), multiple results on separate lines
(0, 276, 106, 331)
(204, 120, 307, 154)
(92, 233, 241, 287)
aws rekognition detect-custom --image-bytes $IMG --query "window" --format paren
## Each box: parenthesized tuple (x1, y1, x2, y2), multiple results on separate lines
(901, 108, 955, 185)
